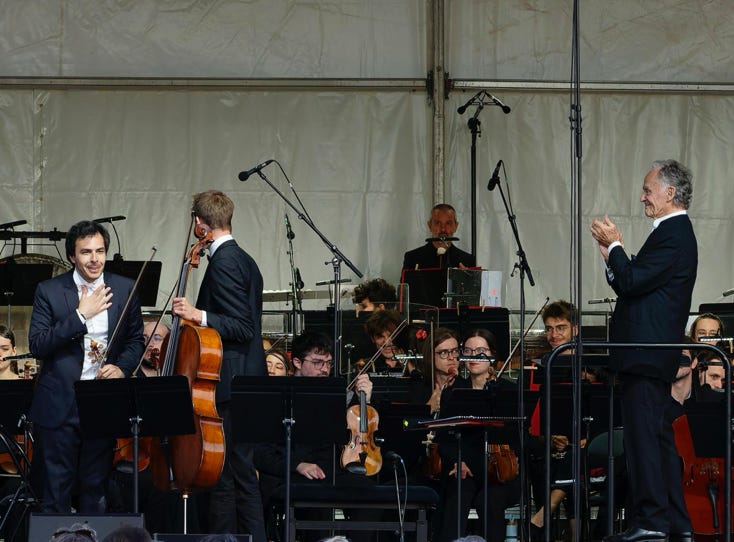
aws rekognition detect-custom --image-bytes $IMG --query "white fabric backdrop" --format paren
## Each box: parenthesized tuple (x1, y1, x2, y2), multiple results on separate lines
(1, 1, 733, 331)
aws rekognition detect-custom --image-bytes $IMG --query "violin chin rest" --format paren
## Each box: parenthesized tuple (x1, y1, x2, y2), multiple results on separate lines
(345, 462, 367, 475)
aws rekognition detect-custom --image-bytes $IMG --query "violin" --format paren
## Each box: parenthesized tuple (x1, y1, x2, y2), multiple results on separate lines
(340, 320, 408, 476)
(487, 444, 519, 483)
(341, 388, 382, 476)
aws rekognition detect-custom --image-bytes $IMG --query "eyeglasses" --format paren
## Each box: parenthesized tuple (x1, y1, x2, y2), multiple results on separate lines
(302, 357, 333, 369)
(461, 346, 492, 357)
(544, 324, 570, 335)
(144, 334, 166, 343)
(434, 348, 460, 359)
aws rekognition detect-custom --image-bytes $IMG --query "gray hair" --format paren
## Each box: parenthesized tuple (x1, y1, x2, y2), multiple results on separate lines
(652, 159, 693, 209)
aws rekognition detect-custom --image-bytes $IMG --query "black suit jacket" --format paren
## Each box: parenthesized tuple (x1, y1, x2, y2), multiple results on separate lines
(28, 270, 144, 429)
(402, 243, 476, 271)
(196, 239, 266, 403)
(606, 214, 697, 382)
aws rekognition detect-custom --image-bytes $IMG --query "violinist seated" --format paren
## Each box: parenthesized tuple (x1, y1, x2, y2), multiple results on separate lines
(364, 309, 410, 374)
(433, 329, 520, 542)
(253, 331, 382, 542)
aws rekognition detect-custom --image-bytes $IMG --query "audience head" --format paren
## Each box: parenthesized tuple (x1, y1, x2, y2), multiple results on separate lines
(101, 525, 151, 542)
(51, 523, 98, 542)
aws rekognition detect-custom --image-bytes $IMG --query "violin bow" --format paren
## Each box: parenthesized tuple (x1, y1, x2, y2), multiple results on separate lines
(97, 246, 158, 369)
(346, 318, 409, 390)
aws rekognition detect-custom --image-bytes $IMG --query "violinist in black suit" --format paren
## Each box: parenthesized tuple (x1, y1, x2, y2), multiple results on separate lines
(172, 189, 266, 541)
(591, 160, 698, 542)
(29, 220, 144, 513)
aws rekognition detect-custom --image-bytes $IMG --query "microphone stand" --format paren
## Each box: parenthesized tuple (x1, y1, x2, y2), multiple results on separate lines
(487, 165, 535, 538)
(285, 214, 304, 336)
(254, 169, 363, 371)
(466, 102, 483, 260)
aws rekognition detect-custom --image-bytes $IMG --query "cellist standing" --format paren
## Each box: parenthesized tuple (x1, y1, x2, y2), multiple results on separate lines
(172, 190, 267, 541)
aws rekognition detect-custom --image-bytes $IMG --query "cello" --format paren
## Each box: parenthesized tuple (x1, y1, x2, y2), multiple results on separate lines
(150, 223, 225, 493)
(673, 410, 733, 536)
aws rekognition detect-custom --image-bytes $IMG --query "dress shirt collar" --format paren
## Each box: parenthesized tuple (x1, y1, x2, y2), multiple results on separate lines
(209, 234, 234, 257)
(652, 209, 686, 230)
(73, 268, 105, 291)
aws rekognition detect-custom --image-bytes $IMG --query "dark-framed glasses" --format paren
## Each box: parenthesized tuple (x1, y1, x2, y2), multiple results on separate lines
(302, 357, 333, 369)
(434, 348, 460, 359)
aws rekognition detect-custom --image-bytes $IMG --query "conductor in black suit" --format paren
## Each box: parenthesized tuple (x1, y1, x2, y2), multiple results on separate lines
(591, 160, 697, 542)
(172, 190, 266, 541)
(29, 220, 144, 513)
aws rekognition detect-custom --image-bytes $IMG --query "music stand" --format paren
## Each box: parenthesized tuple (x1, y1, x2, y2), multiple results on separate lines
(74, 375, 195, 514)
(0, 380, 37, 540)
(431, 386, 537, 541)
(378, 402, 430, 470)
(400, 268, 447, 308)
(230, 376, 345, 542)
(104, 260, 162, 307)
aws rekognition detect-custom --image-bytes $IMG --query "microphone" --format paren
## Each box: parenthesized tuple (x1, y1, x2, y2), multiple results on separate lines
(457, 90, 483, 115)
(385, 451, 403, 464)
(238, 159, 274, 181)
(295, 268, 304, 290)
(588, 297, 617, 305)
(487, 92, 512, 114)
(723, 288, 734, 297)
(487, 160, 502, 191)
(284, 214, 295, 240)
(0, 220, 27, 229)
(92, 215, 126, 224)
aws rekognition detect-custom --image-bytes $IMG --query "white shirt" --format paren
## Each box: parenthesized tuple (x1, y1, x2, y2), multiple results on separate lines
(73, 269, 109, 380)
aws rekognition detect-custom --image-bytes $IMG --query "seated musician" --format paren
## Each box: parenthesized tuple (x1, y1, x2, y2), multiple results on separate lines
(688, 313, 724, 342)
(364, 309, 409, 374)
(138, 320, 169, 377)
(529, 300, 589, 540)
(0, 325, 20, 379)
(402, 204, 475, 271)
(434, 328, 520, 542)
(673, 346, 727, 405)
(253, 330, 379, 542)
(265, 347, 293, 376)
(411, 327, 460, 414)
(353, 278, 397, 314)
